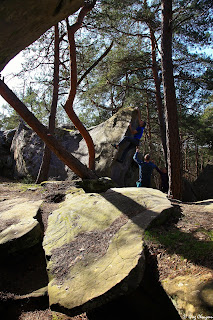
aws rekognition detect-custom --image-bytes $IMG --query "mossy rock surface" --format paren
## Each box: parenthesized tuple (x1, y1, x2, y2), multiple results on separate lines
(43, 187, 173, 315)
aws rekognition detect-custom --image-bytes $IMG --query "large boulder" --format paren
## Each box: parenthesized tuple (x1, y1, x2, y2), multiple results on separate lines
(0, 196, 43, 255)
(8, 107, 142, 186)
(43, 187, 174, 316)
(0, 129, 16, 178)
(182, 178, 197, 202)
(11, 124, 45, 180)
(10, 123, 77, 181)
(75, 106, 140, 186)
(192, 164, 213, 201)
(0, 0, 84, 71)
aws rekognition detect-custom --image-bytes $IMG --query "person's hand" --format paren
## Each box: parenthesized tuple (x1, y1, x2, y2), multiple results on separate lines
(136, 147, 139, 152)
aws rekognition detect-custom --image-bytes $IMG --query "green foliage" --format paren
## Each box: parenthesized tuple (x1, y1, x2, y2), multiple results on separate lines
(22, 86, 50, 125)
(180, 104, 213, 149)
(20, 175, 35, 185)
(198, 105, 213, 148)
(0, 104, 20, 130)
(173, 0, 213, 46)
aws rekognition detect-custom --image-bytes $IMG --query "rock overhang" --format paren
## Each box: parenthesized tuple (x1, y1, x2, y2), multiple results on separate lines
(0, 0, 84, 71)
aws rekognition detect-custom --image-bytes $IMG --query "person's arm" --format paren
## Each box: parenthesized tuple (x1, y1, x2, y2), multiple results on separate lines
(154, 164, 161, 174)
(150, 160, 161, 173)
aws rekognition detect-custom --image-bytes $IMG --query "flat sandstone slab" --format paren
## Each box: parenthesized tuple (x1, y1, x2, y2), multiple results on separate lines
(0, 197, 43, 254)
(43, 187, 173, 314)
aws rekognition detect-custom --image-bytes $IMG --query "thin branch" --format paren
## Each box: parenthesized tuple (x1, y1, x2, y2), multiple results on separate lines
(77, 41, 113, 86)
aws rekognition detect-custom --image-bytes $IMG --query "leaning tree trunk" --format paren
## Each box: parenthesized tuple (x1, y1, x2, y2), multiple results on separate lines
(36, 23, 60, 183)
(0, 79, 96, 180)
(161, 0, 182, 199)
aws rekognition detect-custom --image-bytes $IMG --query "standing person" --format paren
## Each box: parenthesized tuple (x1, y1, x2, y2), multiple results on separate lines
(133, 147, 161, 188)
(112, 107, 146, 163)
(159, 167, 169, 193)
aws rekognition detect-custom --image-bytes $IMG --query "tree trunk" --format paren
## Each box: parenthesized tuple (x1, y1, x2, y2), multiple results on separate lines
(195, 144, 199, 178)
(161, 0, 182, 199)
(184, 141, 188, 171)
(145, 94, 152, 153)
(64, 4, 96, 171)
(36, 24, 60, 183)
(149, 26, 167, 163)
(0, 79, 96, 180)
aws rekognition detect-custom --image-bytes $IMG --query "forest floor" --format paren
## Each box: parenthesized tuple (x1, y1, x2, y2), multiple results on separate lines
(0, 177, 212, 320)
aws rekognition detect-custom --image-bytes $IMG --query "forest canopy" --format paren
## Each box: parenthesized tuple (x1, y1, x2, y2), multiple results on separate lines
(0, 0, 212, 197)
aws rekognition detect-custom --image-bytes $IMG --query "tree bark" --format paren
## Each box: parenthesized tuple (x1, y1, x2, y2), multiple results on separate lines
(36, 24, 60, 183)
(145, 94, 152, 152)
(161, 0, 182, 199)
(0, 79, 96, 180)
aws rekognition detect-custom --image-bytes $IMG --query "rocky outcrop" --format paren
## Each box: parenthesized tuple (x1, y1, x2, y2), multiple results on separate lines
(0, 0, 84, 71)
(11, 124, 45, 180)
(0, 196, 43, 255)
(3, 107, 141, 186)
(193, 164, 213, 201)
(182, 178, 197, 202)
(1, 109, 212, 196)
(76, 106, 140, 186)
(0, 129, 16, 178)
(10, 123, 75, 181)
(43, 187, 173, 316)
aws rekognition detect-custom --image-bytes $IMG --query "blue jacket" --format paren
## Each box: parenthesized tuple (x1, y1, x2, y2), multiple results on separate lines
(133, 151, 160, 187)
(134, 126, 144, 140)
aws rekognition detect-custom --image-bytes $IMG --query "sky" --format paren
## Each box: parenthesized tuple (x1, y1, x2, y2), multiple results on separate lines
(0, 52, 24, 112)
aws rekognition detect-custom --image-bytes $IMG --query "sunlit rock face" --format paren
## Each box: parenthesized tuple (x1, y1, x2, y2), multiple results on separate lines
(3, 107, 141, 186)
(43, 187, 173, 316)
(77, 106, 141, 187)
(0, 0, 84, 71)
(0, 197, 43, 255)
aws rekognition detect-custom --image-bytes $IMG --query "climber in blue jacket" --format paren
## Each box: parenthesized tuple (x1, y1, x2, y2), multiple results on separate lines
(133, 147, 161, 187)
(112, 107, 146, 163)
